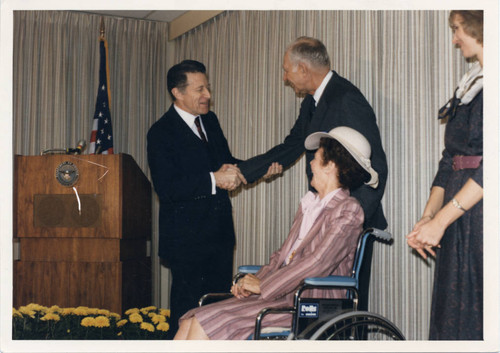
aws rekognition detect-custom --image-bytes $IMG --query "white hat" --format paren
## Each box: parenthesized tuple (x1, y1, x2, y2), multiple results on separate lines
(304, 126, 379, 188)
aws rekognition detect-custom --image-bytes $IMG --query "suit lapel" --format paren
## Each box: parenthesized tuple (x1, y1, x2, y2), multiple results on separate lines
(307, 71, 339, 135)
(167, 106, 198, 142)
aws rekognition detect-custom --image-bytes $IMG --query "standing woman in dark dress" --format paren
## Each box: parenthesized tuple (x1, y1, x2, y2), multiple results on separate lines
(407, 10, 483, 340)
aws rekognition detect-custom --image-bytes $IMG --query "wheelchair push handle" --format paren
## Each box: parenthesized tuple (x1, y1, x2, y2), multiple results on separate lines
(368, 228, 392, 242)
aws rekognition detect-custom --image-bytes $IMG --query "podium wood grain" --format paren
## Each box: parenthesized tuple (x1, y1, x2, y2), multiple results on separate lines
(13, 154, 152, 314)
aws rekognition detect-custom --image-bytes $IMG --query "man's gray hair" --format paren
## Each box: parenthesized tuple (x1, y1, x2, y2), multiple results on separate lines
(286, 36, 330, 69)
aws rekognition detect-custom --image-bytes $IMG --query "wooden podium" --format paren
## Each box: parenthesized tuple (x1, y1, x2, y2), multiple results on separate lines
(13, 153, 152, 314)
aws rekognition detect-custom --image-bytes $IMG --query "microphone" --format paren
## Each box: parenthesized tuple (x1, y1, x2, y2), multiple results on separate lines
(66, 140, 87, 155)
(41, 140, 87, 155)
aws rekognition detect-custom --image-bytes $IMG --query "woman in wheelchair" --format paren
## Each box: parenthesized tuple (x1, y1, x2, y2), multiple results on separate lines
(174, 126, 379, 340)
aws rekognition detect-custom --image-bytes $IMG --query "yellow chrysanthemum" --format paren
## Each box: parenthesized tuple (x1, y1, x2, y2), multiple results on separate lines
(73, 306, 89, 316)
(124, 308, 139, 315)
(12, 308, 22, 318)
(117, 332, 122, 337)
(87, 308, 99, 315)
(140, 322, 155, 332)
(97, 309, 110, 316)
(94, 315, 110, 328)
(48, 305, 60, 312)
(159, 309, 171, 317)
(129, 313, 143, 323)
(151, 314, 166, 324)
(116, 319, 128, 327)
(140, 306, 157, 314)
(81, 317, 96, 327)
(60, 307, 75, 316)
(40, 313, 61, 321)
(109, 312, 121, 320)
(18, 307, 36, 318)
(26, 303, 46, 312)
(156, 322, 170, 332)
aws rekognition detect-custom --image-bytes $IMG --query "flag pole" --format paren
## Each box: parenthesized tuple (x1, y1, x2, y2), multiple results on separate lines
(89, 16, 114, 154)
(100, 17, 105, 38)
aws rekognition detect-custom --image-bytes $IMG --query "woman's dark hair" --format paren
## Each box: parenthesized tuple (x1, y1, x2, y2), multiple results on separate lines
(319, 137, 370, 190)
(167, 60, 206, 101)
(449, 10, 483, 44)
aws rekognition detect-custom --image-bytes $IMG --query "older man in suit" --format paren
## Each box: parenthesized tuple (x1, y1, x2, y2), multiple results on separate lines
(147, 60, 246, 336)
(237, 37, 388, 311)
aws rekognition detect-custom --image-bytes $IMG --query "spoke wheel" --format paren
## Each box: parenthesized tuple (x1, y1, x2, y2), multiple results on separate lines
(308, 311, 405, 340)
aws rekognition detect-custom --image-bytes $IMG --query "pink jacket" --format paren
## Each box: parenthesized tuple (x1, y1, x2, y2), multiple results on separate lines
(256, 188, 364, 301)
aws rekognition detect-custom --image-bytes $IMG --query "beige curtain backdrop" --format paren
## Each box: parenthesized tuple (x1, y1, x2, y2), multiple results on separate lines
(13, 10, 468, 340)
(12, 10, 173, 313)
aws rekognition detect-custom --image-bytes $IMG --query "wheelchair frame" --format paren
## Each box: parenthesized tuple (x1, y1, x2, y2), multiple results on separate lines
(199, 228, 405, 340)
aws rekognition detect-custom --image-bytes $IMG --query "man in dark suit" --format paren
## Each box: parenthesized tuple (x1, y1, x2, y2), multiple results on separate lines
(147, 60, 246, 336)
(238, 37, 388, 311)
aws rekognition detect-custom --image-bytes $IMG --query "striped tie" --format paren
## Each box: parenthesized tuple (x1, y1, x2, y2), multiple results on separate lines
(195, 116, 207, 142)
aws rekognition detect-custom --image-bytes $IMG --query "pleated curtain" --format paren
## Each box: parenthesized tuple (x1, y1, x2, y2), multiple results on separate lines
(13, 10, 467, 340)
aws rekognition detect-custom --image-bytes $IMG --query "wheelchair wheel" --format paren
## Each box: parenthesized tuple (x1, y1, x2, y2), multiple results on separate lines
(308, 311, 405, 340)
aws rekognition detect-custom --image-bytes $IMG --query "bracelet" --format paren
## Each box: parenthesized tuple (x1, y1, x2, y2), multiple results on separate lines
(451, 198, 467, 212)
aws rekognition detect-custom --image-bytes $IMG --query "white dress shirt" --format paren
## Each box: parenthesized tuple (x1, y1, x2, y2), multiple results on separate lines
(313, 70, 333, 106)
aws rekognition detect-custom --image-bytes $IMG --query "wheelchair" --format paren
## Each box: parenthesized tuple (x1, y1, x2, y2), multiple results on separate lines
(199, 228, 405, 340)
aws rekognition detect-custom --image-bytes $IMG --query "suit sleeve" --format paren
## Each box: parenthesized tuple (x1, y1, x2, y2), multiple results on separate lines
(237, 98, 312, 183)
(258, 199, 364, 301)
(206, 113, 242, 166)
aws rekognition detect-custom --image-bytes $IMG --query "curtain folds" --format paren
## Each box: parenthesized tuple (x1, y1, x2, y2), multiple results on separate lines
(13, 10, 467, 339)
(171, 10, 466, 340)
(13, 10, 172, 307)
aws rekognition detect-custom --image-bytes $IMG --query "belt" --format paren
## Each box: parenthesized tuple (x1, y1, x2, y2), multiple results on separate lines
(452, 155, 482, 171)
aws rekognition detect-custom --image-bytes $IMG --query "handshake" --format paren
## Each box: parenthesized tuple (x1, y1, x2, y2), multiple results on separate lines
(214, 162, 283, 191)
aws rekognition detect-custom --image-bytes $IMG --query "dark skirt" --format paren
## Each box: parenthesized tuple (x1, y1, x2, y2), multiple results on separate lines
(429, 168, 483, 340)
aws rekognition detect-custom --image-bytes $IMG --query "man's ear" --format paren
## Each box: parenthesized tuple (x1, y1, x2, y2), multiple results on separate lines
(172, 87, 182, 101)
(297, 61, 308, 75)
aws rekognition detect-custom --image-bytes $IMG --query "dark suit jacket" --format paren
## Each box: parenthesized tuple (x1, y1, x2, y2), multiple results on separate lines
(147, 105, 240, 262)
(238, 71, 388, 229)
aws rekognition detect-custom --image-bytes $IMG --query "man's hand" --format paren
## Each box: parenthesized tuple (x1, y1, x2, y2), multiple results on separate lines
(214, 164, 247, 190)
(263, 162, 283, 180)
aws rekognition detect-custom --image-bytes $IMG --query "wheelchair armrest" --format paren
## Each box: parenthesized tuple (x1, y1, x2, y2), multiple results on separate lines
(233, 265, 262, 285)
(238, 265, 262, 274)
(198, 293, 233, 307)
(303, 275, 357, 288)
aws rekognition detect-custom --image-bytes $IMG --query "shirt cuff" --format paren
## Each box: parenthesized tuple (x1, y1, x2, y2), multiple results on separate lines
(210, 172, 216, 194)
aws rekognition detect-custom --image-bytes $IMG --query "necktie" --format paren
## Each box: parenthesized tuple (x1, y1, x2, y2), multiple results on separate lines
(194, 116, 207, 142)
(309, 98, 316, 121)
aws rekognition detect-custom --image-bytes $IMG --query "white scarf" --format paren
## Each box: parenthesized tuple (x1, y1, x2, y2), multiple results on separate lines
(438, 61, 483, 120)
(455, 61, 483, 105)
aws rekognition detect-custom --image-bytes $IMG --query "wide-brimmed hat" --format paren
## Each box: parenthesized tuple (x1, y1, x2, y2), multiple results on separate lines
(304, 126, 379, 188)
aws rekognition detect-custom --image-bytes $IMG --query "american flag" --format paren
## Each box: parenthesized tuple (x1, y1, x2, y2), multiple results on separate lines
(89, 37, 113, 154)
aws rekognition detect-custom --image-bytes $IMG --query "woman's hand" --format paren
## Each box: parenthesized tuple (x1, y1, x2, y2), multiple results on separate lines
(231, 274, 261, 299)
(407, 217, 445, 259)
